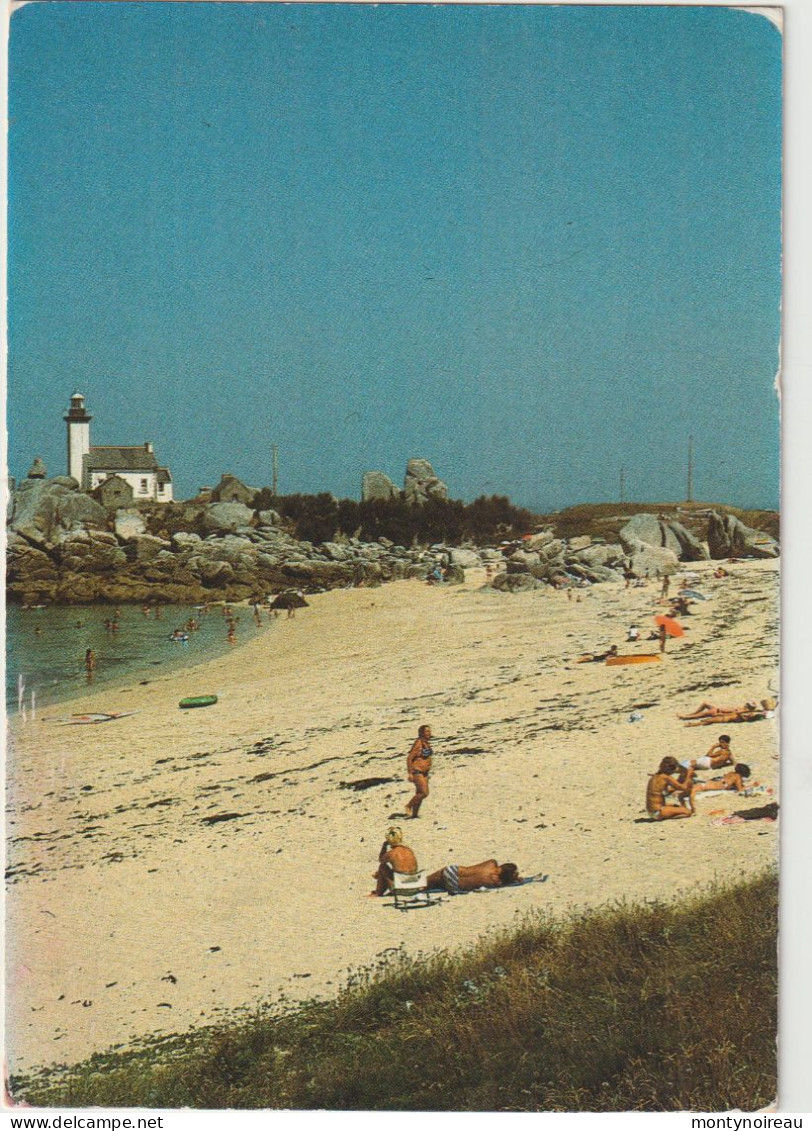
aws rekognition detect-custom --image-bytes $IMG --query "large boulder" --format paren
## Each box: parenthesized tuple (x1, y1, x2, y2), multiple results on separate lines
(361, 471, 399, 502)
(523, 530, 556, 550)
(9, 478, 107, 546)
(667, 520, 709, 561)
(507, 550, 541, 571)
(572, 543, 625, 569)
(200, 502, 254, 534)
(624, 538, 679, 577)
(125, 535, 171, 563)
(619, 514, 681, 557)
(114, 510, 147, 540)
(403, 459, 448, 505)
(54, 529, 127, 573)
(200, 560, 235, 586)
(449, 548, 481, 568)
(6, 534, 59, 593)
(171, 531, 203, 551)
(567, 535, 592, 551)
(707, 512, 779, 560)
(537, 539, 565, 562)
(491, 572, 542, 593)
(319, 542, 352, 562)
(444, 563, 466, 585)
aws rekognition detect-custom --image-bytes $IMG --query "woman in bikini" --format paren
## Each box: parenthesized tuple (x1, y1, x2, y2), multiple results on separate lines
(646, 756, 695, 820)
(405, 724, 433, 818)
(692, 764, 751, 795)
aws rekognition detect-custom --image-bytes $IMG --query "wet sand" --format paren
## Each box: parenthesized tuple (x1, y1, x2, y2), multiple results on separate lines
(5, 560, 779, 1075)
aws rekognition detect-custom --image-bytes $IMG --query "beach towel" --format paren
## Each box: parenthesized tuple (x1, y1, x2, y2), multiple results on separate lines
(56, 712, 138, 725)
(425, 874, 549, 894)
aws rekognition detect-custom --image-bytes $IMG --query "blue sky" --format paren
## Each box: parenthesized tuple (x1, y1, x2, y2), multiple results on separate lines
(7, 3, 781, 510)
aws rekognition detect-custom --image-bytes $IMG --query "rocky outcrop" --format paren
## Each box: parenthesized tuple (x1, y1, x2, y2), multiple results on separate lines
(624, 539, 680, 577)
(5, 477, 779, 605)
(8, 478, 106, 547)
(448, 548, 481, 568)
(668, 520, 709, 562)
(491, 572, 543, 593)
(620, 512, 710, 565)
(361, 471, 399, 502)
(200, 502, 255, 535)
(619, 514, 680, 557)
(403, 459, 449, 505)
(707, 512, 779, 560)
(114, 510, 147, 540)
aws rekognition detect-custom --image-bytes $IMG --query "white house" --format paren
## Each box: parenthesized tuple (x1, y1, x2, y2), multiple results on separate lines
(64, 392, 174, 502)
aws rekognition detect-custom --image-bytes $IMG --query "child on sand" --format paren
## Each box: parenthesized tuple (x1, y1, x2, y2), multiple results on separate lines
(646, 757, 695, 820)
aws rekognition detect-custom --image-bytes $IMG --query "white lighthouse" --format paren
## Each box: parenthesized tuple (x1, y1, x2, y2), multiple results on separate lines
(64, 392, 92, 484)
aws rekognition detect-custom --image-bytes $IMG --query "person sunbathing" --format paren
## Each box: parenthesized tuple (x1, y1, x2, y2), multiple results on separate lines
(680, 735, 735, 771)
(693, 764, 751, 795)
(683, 706, 771, 726)
(576, 645, 619, 663)
(371, 826, 418, 896)
(678, 700, 758, 720)
(426, 860, 521, 894)
(645, 757, 695, 820)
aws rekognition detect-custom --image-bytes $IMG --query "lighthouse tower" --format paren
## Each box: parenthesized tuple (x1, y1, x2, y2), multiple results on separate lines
(64, 392, 92, 485)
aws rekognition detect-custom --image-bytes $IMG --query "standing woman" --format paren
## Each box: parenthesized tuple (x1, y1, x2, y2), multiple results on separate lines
(405, 724, 433, 818)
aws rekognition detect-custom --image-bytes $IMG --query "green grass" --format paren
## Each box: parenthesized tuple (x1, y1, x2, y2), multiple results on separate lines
(13, 871, 777, 1112)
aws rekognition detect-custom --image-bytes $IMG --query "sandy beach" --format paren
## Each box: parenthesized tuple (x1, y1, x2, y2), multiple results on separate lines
(5, 561, 779, 1077)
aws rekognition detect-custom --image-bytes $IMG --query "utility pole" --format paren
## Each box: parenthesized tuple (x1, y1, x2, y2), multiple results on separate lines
(272, 444, 278, 497)
(686, 435, 693, 503)
(619, 465, 626, 504)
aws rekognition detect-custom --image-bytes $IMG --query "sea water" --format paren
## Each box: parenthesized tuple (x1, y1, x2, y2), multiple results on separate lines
(6, 603, 268, 713)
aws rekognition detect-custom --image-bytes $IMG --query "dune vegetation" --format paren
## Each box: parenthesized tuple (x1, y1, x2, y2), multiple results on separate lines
(14, 870, 777, 1113)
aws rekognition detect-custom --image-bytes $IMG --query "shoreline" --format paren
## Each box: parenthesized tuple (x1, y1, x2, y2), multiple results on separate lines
(6, 563, 779, 1074)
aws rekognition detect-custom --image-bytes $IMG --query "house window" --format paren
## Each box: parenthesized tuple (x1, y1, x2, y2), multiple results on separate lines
(140, 479, 148, 493)
(158, 482, 165, 495)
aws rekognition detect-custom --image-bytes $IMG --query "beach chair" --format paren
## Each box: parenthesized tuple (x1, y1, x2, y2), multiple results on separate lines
(390, 868, 440, 911)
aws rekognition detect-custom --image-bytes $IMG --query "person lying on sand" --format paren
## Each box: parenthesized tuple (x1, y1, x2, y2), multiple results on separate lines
(692, 764, 751, 795)
(646, 757, 695, 820)
(576, 645, 619, 663)
(426, 861, 521, 894)
(371, 826, 418, 896)
(678, 700, 757, 720)
(683, 706, 773, 726)
(680, 735, 735, 771)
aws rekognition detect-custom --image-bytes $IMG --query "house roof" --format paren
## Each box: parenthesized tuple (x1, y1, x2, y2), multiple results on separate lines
(84, 446, 159, 472)
(157, 467, 173, 484)
(97, 474, 132, 489)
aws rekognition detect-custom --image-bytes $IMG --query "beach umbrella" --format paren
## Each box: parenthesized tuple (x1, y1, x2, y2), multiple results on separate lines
(270, 592, 309, 610)
(655, 614, 684, 637)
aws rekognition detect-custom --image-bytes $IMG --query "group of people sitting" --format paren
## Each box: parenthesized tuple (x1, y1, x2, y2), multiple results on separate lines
(645, 735, 752, 820)
(371, 826, 521, 897)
